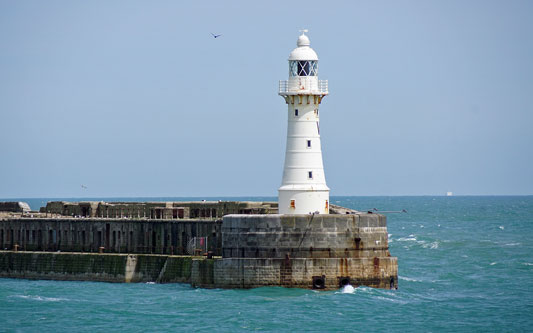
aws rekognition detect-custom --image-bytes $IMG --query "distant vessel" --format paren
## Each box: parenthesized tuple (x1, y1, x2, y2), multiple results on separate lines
(446, 192, 453, 196)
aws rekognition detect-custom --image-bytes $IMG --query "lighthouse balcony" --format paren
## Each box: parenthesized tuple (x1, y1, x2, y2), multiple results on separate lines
(279, 79, 328, 96)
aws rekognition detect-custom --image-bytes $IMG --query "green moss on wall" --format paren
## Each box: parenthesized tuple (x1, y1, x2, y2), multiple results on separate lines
(194, 259, 215, 286)
(159, 257, 193, 283)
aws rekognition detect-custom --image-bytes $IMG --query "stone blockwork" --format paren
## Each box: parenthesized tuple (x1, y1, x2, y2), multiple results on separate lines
(215, 214, 398, 290)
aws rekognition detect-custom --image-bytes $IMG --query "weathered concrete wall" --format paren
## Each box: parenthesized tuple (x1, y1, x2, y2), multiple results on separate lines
(0, 218, 222, 255)
(0, 209, 398, 290)
(0, 251, 213, 284)
(222, 214, 390, 259)
(39, 201, 278, 219)
(0, 202, 30, 213)
(215, 213, 398, 290)
(214, 257, 397, 289)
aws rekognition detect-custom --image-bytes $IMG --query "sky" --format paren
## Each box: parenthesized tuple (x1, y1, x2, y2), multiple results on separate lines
(0, 0, 532, 198)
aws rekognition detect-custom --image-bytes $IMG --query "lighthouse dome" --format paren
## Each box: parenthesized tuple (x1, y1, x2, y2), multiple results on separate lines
(288, 31, 318, 61)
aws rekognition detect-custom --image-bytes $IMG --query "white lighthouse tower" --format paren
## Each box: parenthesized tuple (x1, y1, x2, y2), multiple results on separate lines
(278, 30, 330, 214)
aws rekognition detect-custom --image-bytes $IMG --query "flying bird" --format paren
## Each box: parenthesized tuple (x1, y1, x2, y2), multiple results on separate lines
(211, 33, 222, 38)
(81, 185, 88, 190)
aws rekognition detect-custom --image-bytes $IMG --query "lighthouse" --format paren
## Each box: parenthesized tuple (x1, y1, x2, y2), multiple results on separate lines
(278, 30, 330, 214)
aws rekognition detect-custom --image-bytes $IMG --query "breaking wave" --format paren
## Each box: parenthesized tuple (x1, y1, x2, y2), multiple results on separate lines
(10, 295, 68, 302)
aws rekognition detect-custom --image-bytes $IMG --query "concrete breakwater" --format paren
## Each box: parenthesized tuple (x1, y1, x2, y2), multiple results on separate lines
(0, 251, 214, 285)
(0, 201, 398, 290)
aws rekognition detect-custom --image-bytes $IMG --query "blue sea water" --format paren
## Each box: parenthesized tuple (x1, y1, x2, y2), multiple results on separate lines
(0, 196, 532, 332)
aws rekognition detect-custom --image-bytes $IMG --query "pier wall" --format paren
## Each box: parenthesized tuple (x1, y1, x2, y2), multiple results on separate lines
(0, 251, 214, 285)
(0, 218, 222, 255)
(39, 201, 277, 219)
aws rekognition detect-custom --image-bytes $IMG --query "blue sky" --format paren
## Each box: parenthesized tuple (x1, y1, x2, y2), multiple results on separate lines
(1, 0, 532, 197)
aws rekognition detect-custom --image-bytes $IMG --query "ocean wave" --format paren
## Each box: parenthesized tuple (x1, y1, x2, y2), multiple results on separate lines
(523, 263, 533, 266)
(10, 295, 68, 302)
(504, 243, 521, 246)
(336, 285, 356, 294)
(374, 295, 408, 304)
(490, 262, 497, 266)
(398, 276, 442, 283)
(397, 235, 417, 242)
(399, 276, 422, 282)
(395, 235, 439, 250)
(422, 241, 439, 249)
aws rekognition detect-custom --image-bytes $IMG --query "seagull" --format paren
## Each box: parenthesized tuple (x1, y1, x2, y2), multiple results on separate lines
(81, 185, 88, 190)
(211, 33, 222, 38)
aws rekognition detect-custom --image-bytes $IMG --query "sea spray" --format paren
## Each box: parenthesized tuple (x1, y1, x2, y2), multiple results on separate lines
(341, 284, 356, 294)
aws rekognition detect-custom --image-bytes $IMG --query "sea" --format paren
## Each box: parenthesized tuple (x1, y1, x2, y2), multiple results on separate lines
(0, 196, 532, 332)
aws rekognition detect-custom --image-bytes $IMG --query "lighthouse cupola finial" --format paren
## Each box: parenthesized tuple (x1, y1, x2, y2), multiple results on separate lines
(297, 29, 310, 47)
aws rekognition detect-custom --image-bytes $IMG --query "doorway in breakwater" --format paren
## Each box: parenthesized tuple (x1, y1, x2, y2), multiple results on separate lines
(106, 224, 110, 249)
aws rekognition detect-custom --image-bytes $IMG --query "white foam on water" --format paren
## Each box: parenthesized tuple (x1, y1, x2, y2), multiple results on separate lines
(421, 241, 439, 249)
(490, 262, 497, 266)
(11, 295, 68, 302)
(504, 243, 520, 246)
(146, 282, 156, 285)
(523, 263, 533, 266)
(499, 226, 505, 230)
(397, 236, 417, 242)
(399, 276, 421, 282)
(340, 284, 356, 294)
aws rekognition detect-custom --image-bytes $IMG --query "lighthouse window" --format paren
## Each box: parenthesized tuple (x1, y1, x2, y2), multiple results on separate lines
(309, 61, 318, 75)
(298, 61, 310, 76)
(289, 61, 298, 76)
(307, 140, 312, 148)
(295, 109, 299, 116)
(289, 61, 317, 76)
(308, 171, 313, 179)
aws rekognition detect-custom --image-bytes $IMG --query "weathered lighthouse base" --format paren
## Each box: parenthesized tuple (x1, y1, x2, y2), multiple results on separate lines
(211, 257, 397, 290)
(211, 213, 398, 290)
